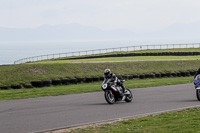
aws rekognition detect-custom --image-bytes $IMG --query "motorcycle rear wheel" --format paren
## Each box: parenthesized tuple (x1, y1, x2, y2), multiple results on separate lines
(105, 90, 116, 104)
(196, 89, 200, 101)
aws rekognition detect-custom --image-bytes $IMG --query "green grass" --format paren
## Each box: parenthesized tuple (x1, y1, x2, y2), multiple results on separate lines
(0, 60, 199, 86)
(0, 77, 193, 101)
(33, 55, 200, 64)
(49, 48, 200, 61)
(1, 48, 199, 86)
(56, 48, 200, 59)
(69, 107, 200, 133)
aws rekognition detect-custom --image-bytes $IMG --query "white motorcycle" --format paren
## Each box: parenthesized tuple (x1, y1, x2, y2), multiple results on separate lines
(101, 78, 133, 104)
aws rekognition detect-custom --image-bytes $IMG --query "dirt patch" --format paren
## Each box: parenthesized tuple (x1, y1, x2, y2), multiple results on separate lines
(25, 68, 46, 75)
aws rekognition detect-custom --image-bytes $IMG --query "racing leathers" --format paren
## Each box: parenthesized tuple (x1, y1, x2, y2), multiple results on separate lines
(105, 73, 126, 95)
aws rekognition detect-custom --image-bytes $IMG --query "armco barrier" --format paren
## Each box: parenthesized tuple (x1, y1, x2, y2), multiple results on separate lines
(0, 70, 196, 89)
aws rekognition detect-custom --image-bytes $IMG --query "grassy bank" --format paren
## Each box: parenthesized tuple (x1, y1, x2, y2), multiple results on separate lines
(0, 77, 193, 101)
(1, 48, 200, 86)
(0, 60, 199, 86)
(69, 107, 200, 133)
(53, 48, 200, 60)
(32, 56, 200, 64)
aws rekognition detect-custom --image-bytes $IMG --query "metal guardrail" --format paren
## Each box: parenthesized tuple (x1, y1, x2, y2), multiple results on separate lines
(14, 43, 200, 64)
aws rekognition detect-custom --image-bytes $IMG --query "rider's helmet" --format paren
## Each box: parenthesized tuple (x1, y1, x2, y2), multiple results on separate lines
(104, 69, 111, 78)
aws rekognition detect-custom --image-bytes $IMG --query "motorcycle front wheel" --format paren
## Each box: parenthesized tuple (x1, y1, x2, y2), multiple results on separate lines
(105, 90, 116, 104)
(196, 89, 200, 101)
(125, 89, 133, 102)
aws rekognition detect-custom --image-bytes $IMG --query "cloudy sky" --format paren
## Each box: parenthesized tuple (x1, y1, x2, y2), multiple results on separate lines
(1, 0, 200, 34)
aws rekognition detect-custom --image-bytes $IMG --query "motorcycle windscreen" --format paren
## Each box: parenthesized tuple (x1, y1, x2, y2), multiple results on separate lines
(194, 74, 200, 86)
(103, 78, 111, 84)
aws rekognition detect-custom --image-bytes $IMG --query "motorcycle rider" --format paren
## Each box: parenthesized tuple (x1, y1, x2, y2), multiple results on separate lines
(104, 69, 126, 95)
(194, 68, 200, 79)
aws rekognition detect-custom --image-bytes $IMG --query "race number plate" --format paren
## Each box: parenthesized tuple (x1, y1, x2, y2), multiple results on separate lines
(102, 84, 107, 90)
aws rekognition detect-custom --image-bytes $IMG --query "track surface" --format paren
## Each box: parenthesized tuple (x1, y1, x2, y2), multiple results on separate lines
(0, 83, 199, 133)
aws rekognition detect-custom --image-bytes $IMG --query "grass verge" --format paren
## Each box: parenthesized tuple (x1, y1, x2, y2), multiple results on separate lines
(68, 107, 200, 133)
(0, 76, 193, 101)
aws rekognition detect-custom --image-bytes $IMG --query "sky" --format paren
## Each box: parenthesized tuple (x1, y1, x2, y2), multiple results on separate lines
(1, 0, 200, 64)
(1, 0, 200, 34)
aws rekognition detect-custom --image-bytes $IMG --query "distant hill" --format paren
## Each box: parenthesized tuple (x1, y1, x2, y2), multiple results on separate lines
(0, 22, 200, 42)
(145, 22, 200, 39)
(0, 23, 135, 42)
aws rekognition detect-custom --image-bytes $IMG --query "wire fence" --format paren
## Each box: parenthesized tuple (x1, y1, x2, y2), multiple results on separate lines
(14, 43, 200, 64)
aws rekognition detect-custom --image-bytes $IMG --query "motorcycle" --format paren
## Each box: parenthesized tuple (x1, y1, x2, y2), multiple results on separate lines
(101, 78, 132, 104)
(193, 74, 200, 101)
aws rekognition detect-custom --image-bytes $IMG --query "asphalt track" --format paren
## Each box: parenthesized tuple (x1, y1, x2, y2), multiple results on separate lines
(0, 83, 200, 133)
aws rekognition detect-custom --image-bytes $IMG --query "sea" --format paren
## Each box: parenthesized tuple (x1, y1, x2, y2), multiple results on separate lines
(0, 40, 199, 65)
(0, 41, 135, 65)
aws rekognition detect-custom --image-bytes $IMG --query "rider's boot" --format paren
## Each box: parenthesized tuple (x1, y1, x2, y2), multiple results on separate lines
(121, 84, 127, 94)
